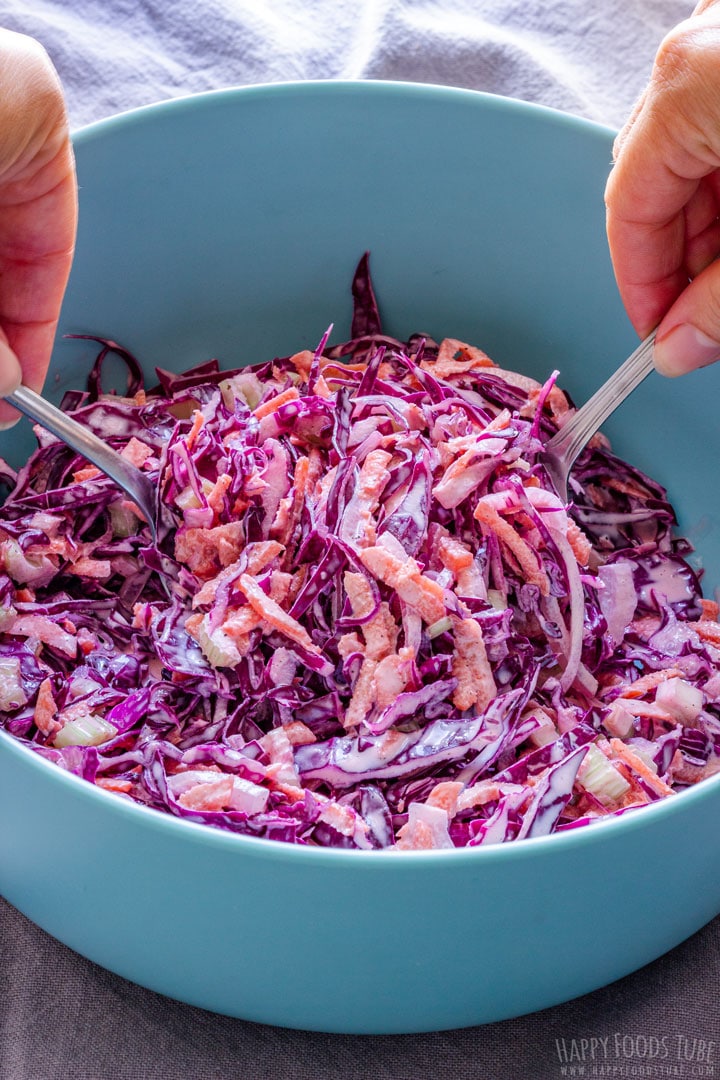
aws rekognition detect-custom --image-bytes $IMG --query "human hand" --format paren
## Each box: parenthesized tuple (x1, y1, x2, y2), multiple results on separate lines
(0, 29, 77, 427)
(605, 0, 720, 377)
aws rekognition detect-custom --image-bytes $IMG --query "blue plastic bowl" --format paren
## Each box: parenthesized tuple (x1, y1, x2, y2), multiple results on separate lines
(2, 81, 720, 1035)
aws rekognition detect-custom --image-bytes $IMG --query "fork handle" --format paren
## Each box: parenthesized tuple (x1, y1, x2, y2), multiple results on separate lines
(545, 330, 656, 469)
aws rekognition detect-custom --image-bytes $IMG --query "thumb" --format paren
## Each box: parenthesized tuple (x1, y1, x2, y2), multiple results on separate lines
(0, 334, 23, 429)
(653, 260, 720, 376)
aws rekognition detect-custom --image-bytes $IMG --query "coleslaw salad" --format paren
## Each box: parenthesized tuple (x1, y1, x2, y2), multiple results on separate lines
(1, 254, 719, 850)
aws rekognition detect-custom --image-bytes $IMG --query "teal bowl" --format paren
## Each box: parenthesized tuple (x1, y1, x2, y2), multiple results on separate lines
(2, 82, 720, 1034)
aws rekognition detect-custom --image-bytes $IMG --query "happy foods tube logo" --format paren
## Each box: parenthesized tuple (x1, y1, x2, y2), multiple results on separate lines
(552, 1032, 716, 1077)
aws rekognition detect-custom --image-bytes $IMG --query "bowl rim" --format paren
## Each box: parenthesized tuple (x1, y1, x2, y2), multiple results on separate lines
(69, 77, 619, 146)
(3, 79, 711, 869)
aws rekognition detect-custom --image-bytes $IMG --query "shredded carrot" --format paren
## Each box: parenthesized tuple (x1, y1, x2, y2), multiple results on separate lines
(700, 598, 720, 621)
(282, 720, 317, 746)
(317, 800, 358, 837)
(344, 659, 379, 729)
(220, 607, 262, 641)
(456, 781, 503, 812)
(608, 738, 675, 797)
(72, 465, 101, 483)
(618, 667, 684, 699)
(183, 612, 204, 637)
(292, 455, 310, 500)
(185, 409, 205, 451)
(690, 620, 720, 644)
(177, 775, 234, 811)
(427, 781, 464, 816)
(175, 522, 248, 581)
(424, 338, 497, 376)
(253, 386, 300, 419)
(33, 677, 59, 737)
(237, 573, 319, 652)
(611, 699, 675, 720)
(566, 520, 592, 567)
(395, 818, 436, 850)
(289, 350, 314, 379)
(206, 473, 232, 516)
(451, 616, 496, 712)
(669, 749, 720, 786)
(474, 497, 550, 595)
(10, 614, 77, 657)
(359, 545, 446, 624)
(96, 777, 134, 794)
(70, 556, 112, 580)
(120, 436, 154, 467)
(438, 535, 474, 573)
(605, 476, 653, 499)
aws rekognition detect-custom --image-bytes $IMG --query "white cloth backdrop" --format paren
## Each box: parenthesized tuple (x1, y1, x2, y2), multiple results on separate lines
(0, 0, 695, 130)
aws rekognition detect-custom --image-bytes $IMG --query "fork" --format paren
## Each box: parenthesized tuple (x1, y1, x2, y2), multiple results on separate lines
(541, 330, 657, 502)
(5, 384, 160, 543)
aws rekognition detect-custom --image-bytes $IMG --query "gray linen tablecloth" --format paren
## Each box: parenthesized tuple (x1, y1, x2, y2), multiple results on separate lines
(1, 1, 717, 1077)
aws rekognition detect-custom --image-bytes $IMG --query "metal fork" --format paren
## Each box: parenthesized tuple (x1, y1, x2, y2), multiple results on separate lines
(541, 331, 656, 502)
(5, 385, 160, 543)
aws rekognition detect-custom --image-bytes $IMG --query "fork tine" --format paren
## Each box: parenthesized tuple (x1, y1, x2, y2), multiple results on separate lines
(541, 331, 656, 500)
(5, 385, 173, 597)
(6, 385, 159, 540)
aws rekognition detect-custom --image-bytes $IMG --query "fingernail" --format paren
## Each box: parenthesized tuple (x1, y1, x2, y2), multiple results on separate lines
(653, 323, 720, 377)
(0, 339, 21, 397)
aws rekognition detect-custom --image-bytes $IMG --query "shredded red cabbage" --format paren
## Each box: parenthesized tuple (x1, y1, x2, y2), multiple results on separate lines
(2, 253, 720, 849)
